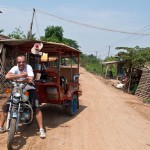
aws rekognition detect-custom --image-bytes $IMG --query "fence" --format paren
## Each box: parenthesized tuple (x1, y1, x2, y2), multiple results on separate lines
(135, 69, 150, 100)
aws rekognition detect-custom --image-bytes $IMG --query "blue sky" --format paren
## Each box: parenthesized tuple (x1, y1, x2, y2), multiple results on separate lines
(0, 0, 150, 59)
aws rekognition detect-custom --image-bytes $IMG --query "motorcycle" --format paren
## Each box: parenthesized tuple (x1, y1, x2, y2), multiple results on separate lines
(5, 81, 33, 149)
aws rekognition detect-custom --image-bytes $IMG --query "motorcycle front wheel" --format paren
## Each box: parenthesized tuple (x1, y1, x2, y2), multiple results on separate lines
(7, 118, 17, 149)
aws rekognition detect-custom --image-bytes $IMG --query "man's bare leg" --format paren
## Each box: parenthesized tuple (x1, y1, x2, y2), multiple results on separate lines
(35, 110, 43, 129)
(0, 112, 7, 133)
(35, 110, 46, 138)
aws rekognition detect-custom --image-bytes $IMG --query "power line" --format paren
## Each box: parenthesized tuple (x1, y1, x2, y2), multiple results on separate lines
(0, 6, 31, 15)
(109, 25, 150, 46)
(36, 9, 150, 36)
(98, 25, 150, 53)
(1, 7, 150, 36)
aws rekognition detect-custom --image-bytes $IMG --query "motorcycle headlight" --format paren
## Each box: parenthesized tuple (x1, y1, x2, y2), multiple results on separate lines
(22, 91, 29, 102)
(19, 83, 26, 89)
(14, 93, 21, 97)
(13, 87, 22, 97)
(13, 97, 19, 103)
(12, 82, 17, 87)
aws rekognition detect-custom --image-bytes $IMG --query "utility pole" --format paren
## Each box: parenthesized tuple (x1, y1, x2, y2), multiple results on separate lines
(27, 8, 35, 39)
(108, 46, 110, 57)
(95, 51, 97, 58)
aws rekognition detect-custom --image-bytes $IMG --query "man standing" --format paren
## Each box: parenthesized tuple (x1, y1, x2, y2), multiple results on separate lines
(0, 55, 46, 138)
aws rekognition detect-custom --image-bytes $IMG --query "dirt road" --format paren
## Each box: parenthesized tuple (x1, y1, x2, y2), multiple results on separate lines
(0, 67, 150, 150)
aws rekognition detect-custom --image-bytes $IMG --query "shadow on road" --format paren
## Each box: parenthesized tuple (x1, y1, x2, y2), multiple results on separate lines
(9, 103, 87, 149)
(41, 103, 87, 128)
(8, 119, 41, 150)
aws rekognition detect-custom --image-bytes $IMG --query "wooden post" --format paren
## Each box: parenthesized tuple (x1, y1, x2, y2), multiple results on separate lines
(127, 68, 132, 93)
(28, 8, 35, 39)
(105, 65, 109, 78)
(1, 47, 6, 74)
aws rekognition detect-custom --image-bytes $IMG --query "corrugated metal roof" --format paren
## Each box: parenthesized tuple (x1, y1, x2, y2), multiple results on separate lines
(102, 60, 125, 65)
(0, 34, 11, 40)
(0, 39, 81, 54)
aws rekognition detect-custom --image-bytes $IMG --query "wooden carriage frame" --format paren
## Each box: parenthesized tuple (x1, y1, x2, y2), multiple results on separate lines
(0, 39, 82, 115)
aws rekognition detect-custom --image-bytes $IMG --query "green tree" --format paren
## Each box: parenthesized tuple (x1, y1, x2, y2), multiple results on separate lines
(8, 27, 36, 40)
(63, 38, 80, 50)
(115, 46, 150, 92)
(27, 31, 37, 40)
(0, 29, 4, 33)
(40, 25, 80, 49)
(136, 47, 150, 67)
(8, 27, 26, 39)
(115, 46, 150, 75)
(80, 53, 102, 74)
(40, 26, 63, 42)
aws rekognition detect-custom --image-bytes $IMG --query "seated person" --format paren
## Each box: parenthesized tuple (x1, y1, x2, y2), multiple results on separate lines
(60, 76, 68, 92)
(40, 70, 47, 80)
(35, 70, 48, 82)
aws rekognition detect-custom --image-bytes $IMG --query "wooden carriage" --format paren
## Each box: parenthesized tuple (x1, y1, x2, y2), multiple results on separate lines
(0, 39, 82, 115)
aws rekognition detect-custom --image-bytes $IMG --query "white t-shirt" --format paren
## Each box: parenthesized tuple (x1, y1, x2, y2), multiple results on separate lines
(10, 64, 35, 90)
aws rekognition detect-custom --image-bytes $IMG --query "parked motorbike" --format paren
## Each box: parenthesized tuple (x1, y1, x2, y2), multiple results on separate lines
(5, 81, 33, 149)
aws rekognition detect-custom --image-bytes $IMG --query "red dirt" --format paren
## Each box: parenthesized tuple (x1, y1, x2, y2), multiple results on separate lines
(0, 67, 150, 150)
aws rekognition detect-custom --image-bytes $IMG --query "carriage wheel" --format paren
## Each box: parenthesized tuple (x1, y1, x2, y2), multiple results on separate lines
(68, 94, 78, 116)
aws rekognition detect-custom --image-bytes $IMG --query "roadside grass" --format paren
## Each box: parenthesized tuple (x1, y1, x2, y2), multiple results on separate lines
(143, 98, 150, 104)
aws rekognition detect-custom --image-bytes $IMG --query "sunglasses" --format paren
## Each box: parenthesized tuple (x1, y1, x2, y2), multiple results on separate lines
(17, 61, 25, 64)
